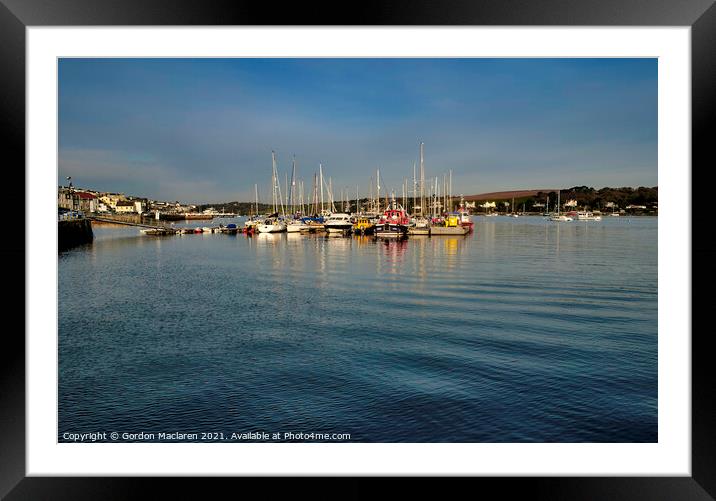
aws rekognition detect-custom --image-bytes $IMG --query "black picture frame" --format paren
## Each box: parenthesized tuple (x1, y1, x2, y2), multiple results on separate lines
(2, 0, 712, 498)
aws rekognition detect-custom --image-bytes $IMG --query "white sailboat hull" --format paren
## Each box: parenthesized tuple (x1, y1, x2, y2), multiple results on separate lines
(257, 223, 287, 233)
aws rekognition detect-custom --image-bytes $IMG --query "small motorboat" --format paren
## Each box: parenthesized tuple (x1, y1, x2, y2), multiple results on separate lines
(221, 223, 238, 234)
(324, 213, 353, 233)
(353, 217, 375, 235)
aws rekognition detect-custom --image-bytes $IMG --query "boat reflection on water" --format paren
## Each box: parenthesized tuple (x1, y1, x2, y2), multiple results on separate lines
(443, 237, 460, 256)
(352, 234, 373, 247)
(256, 232, 283, 246)
(378, 238, 408, 262)
(375, 237, 408, 278)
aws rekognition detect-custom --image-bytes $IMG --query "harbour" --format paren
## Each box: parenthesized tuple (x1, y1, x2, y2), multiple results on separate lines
(55, 57, 659, 447)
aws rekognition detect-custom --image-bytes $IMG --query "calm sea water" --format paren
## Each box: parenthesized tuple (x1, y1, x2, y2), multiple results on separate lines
(58, 216, 657, 442)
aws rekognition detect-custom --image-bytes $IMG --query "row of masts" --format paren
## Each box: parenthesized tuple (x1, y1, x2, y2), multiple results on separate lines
(251, 143, 458, 218)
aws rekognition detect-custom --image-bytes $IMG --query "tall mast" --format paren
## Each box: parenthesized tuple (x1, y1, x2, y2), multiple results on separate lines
(273, 151, 285, 217)
(376, 168, 381, 213)
(290, 156, 296, 213)
(319, 164, 324, 213)
(271, 151, 277, 213)
(420, 141, 425, 217)
(402, 178, 407, 209)
(297, 180, 302, 215)
(328, 176, 335, 213)
(254, 183, 259, 216)
(557, 189, 561, 216)
(449, 169, 452, 212)
(435, 176, 438, 216)
(412, 162, 416, 215)
(313, 173, 319, 215)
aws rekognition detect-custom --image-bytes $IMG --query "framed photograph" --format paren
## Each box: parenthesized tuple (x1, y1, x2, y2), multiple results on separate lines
(4, 0, 712, 498)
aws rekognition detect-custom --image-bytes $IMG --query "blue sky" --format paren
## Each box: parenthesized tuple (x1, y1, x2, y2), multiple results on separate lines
(58, 58, 657, 203)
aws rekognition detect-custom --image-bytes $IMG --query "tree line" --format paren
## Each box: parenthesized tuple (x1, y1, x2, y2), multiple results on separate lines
(534, 186, 658, 211)
(198, 186, 657, 214)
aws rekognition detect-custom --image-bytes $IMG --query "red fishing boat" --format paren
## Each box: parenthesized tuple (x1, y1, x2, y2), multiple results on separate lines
(374, 198, 410, 238)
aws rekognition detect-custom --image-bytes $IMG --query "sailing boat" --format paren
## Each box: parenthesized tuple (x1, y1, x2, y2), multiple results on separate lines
(258, 151, 287, 233)
(286, 157, 307, 232)
(550, 190, 573, 221)
(409, 143, 431, 234)
(509, 197, 519, 217)
(244, 184, 262, 232)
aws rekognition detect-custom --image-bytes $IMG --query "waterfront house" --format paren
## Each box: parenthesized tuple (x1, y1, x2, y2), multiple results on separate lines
(75, 192, 97, 213)
(130, 198, 148, 214)
(115, 200, 136, 213)
(58, 187, 75, 210)
(99, 193, 126, 211)
(58, 188, 97, 213)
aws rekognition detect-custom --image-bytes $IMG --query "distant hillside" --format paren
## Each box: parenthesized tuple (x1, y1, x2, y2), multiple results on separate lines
(464, 190, 557, 201)
(197, 186, 657, 213)
(464, 186, 658, 210)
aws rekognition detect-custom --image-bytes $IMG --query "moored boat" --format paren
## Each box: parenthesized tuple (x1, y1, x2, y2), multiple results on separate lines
(298, 216, 325, 232)
(408, 216, 430, 235)
(257, 217, 287, 233)
(576, 211, 602, 221)
(550, 191, 573, 222)
(286, 219, 305, 232)
(324, 213, 353, 233)
(353, 216, 375, 235)
(456, 197, 474, 230)
(374, 199, 410, 238)
(244, 216, 262, 230)
(221, 223, 239, 234)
